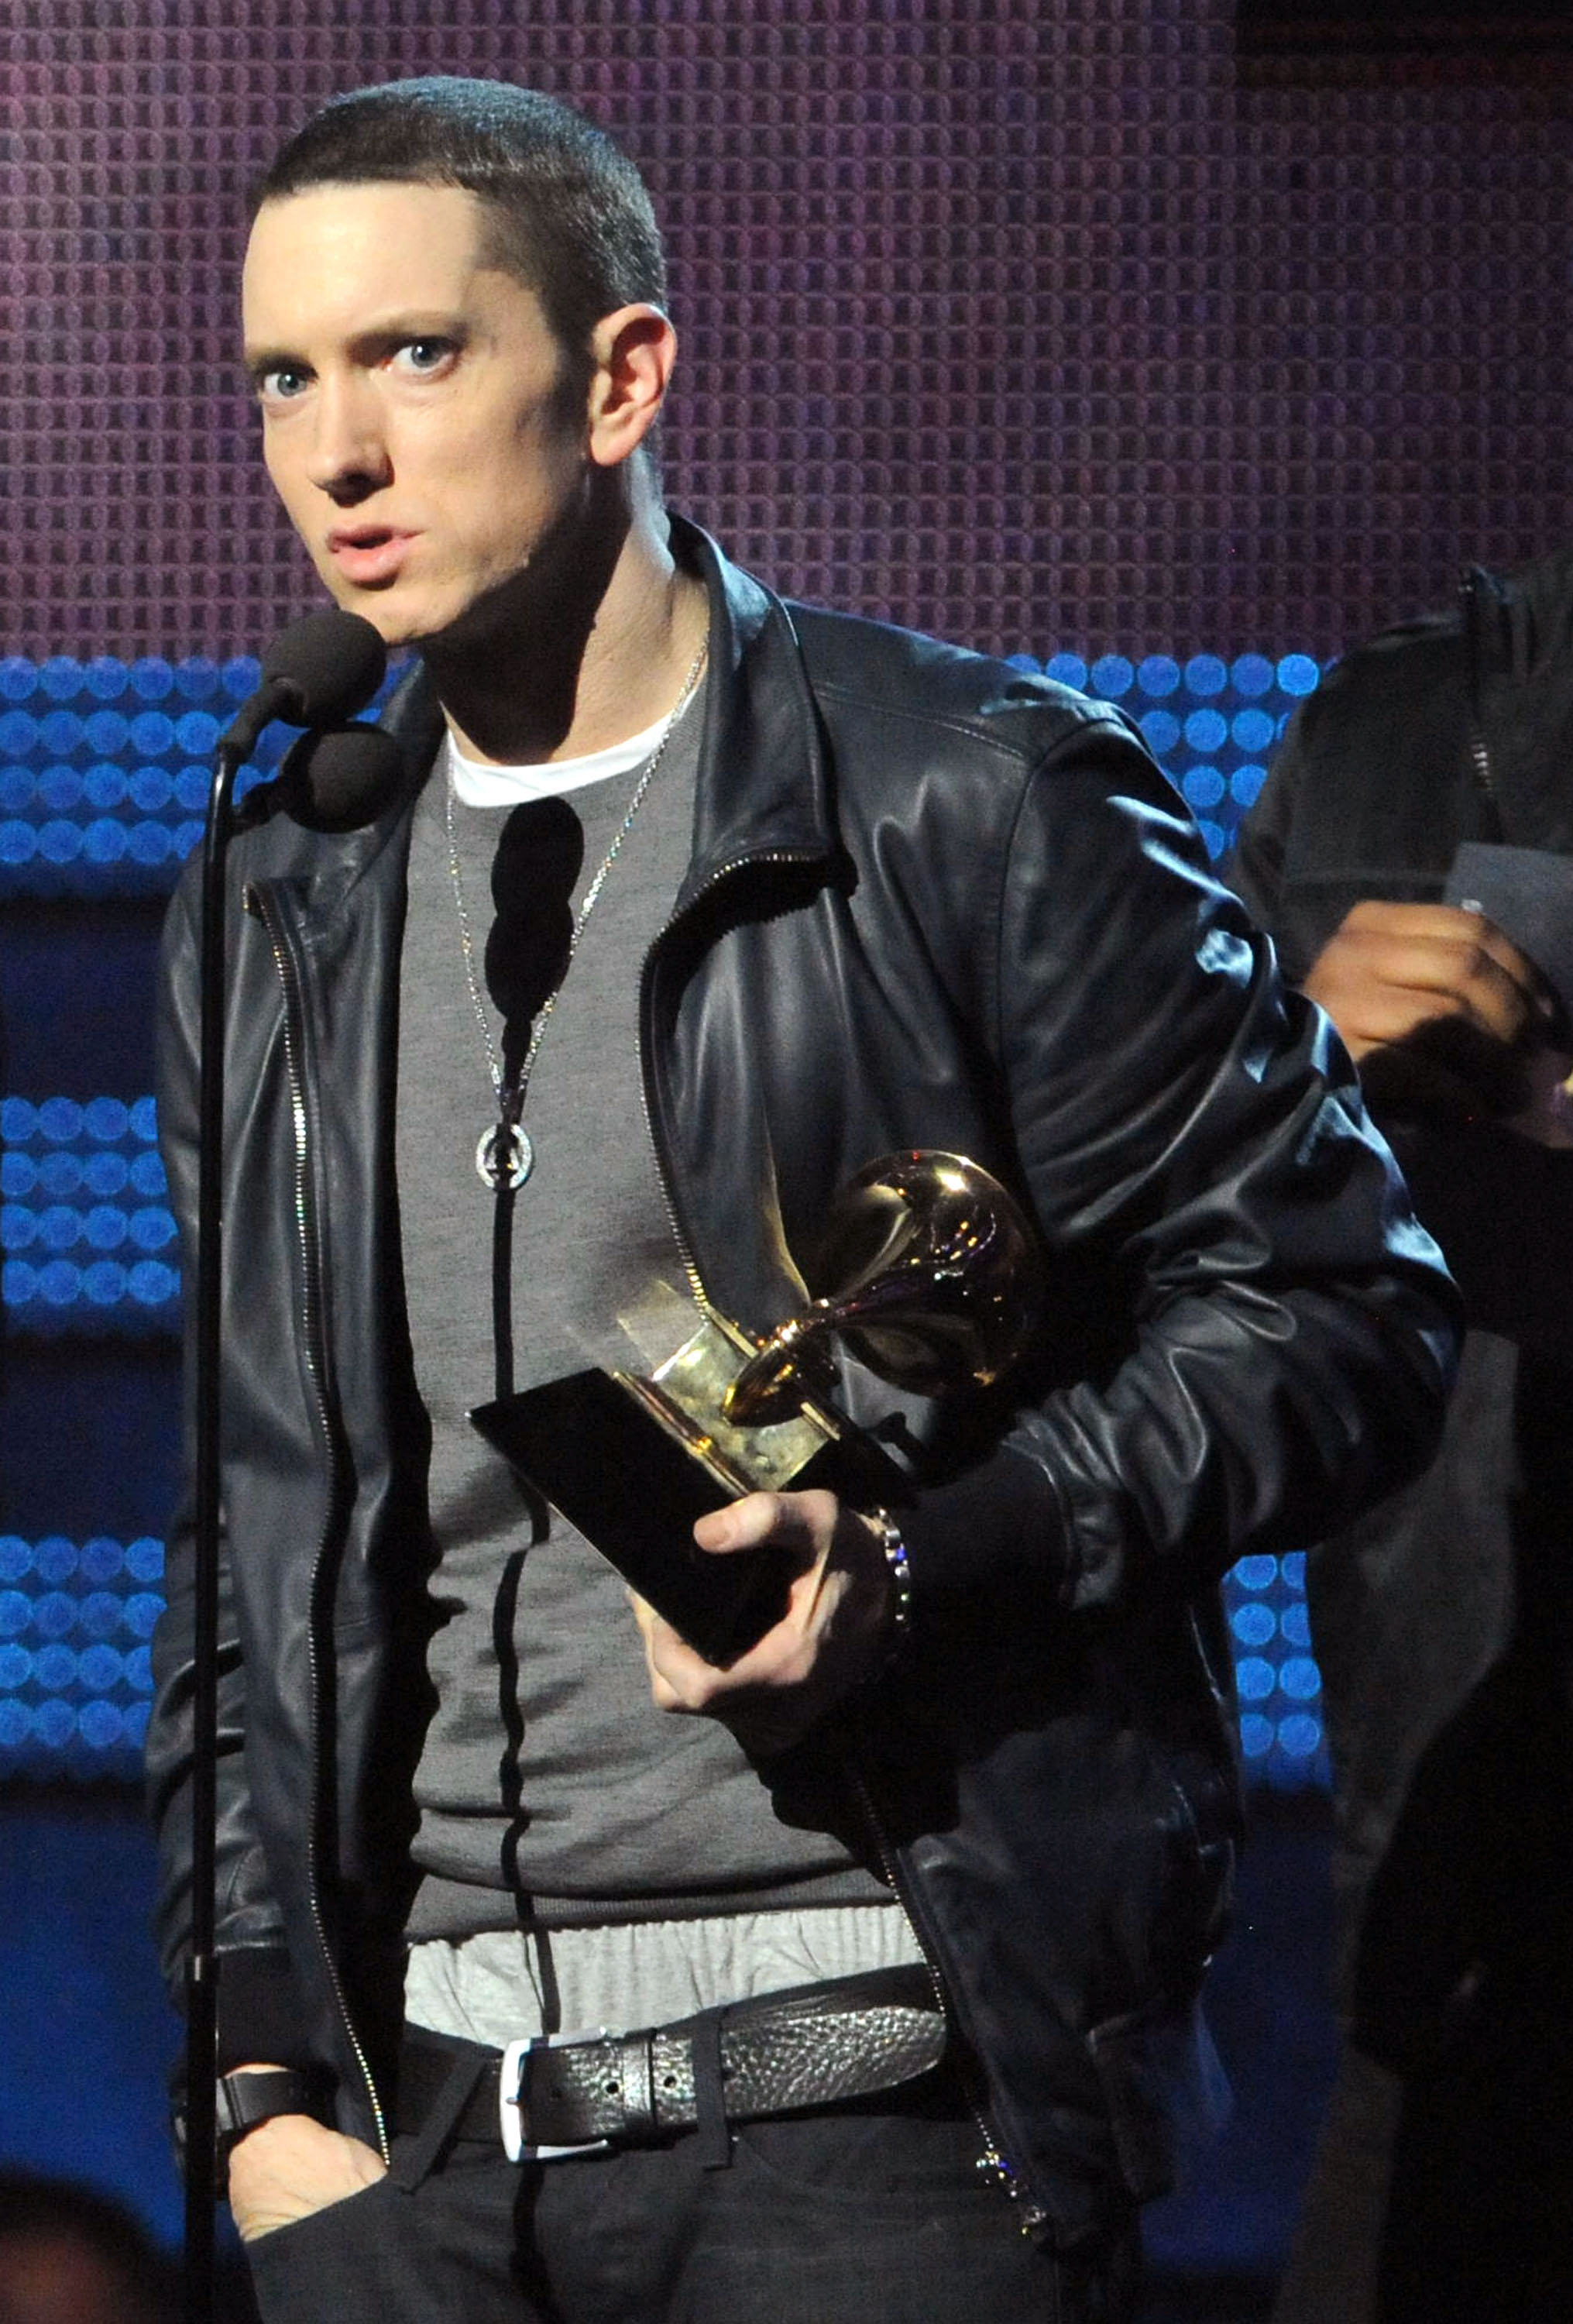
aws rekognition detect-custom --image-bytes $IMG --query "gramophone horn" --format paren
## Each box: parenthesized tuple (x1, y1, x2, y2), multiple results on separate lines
(723, 1151, 1042, 1425)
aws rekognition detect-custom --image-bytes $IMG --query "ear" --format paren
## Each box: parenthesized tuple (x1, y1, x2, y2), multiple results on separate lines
(584, 304, 677, 469)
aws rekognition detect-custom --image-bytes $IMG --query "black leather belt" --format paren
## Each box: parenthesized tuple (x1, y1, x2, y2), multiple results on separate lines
(397, 1965, 948, 2163)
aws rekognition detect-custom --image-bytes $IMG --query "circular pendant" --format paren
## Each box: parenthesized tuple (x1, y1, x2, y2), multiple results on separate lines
(476, 1120, 534, 1191)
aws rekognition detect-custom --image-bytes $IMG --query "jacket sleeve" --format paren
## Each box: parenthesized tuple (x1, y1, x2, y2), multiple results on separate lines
(898, 724, 1460, 1620)
(144, 865, 315, 2071)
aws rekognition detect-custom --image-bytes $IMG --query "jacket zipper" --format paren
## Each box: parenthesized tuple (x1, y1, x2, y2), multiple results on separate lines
(635, 850, 1049, 2238)
(843, 1745, 1049, 2236)
(1459, 566, 1499, 816)
(245, 881, 390, 2165)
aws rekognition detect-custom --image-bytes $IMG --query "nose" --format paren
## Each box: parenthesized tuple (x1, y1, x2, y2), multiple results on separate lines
(304, 373, 392, 502)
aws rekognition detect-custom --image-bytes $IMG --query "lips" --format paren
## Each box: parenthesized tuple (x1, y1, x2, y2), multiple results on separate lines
(326, 526, 416, 586)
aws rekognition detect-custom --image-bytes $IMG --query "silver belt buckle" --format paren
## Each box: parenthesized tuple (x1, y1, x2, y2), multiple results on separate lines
(500, 2027, 616, 2163)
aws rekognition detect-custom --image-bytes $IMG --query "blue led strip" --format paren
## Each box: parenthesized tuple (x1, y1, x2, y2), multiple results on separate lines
(0, 1535, 163, 1781)
(0, 651, 1321, 896)
(1224, 1550, 1327, 1790)
(0, 1531, 1322, 1788)
(1, 1095, 179, 1331)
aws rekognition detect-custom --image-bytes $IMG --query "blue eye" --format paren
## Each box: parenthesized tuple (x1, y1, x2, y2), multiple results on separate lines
(394, 339, 455, 376)
(257, 366, 311, 404)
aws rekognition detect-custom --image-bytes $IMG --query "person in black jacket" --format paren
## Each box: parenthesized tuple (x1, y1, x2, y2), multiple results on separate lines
(1231, 550, 1573, 2322)
(148, 76, 1457, 2324)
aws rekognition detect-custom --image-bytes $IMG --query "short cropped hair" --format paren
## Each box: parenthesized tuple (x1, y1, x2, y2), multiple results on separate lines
(253, 78, 668, 366)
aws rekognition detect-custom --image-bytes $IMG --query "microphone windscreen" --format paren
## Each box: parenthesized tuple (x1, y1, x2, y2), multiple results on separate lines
(276, 722, 406, 833)
(259, 610, 388, 730)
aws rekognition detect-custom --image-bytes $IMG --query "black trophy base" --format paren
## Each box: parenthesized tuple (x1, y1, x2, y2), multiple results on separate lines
(470, 1370, 839, 1666)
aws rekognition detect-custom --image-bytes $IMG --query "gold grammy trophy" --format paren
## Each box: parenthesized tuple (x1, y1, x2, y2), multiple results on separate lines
(472, 1152, 1042, 1662)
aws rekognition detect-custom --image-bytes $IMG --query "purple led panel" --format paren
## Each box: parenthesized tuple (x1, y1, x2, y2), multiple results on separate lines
(3, 0, 1571, 665)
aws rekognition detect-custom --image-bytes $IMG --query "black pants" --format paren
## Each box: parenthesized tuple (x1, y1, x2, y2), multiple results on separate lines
(245, 2095, 1141, 2324)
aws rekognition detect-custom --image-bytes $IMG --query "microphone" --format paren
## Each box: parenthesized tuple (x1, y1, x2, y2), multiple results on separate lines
(275, 720, 407, 832)
(219, 608, 388, 762)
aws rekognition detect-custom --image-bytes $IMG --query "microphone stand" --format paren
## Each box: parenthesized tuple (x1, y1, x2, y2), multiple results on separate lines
(182, 727, 246, 2324)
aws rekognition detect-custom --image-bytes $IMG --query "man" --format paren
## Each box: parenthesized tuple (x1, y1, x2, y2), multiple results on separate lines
(148, 77, 1455, 2324)
(1231, 554, 1573, 2322)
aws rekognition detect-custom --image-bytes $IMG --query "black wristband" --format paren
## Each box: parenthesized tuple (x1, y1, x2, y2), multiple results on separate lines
(211, 2068, 317, 2193)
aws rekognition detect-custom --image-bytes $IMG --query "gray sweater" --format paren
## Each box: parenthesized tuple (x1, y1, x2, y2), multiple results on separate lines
(395, 713, 886, 1942)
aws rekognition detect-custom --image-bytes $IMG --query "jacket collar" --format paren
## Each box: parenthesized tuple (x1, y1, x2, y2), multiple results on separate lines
(1468, 541, 1573, 854)
(674, 516, 836, 895)
(1477, 538, 1573, 686)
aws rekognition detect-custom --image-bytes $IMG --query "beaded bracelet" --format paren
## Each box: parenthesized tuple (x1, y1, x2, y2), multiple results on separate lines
(863, 1507, 913, 1666)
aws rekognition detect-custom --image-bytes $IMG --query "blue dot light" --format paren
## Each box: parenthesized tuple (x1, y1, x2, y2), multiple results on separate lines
(1231, 708, 1276, 754)
(1230, 1602, 1277, 1649)
(35, 1703, 77, 1749)
(1230, 654, 1276, 699)
(1277, 1714, 1324, 1759)
(1235, 1655, 1276, 1703)
(1277, 655, 1323, 699)
(1183, 709, 1229, 755)
(1089, 655, 1135, 700)
(1183, 655, 1228, 699)
(127, 1538, 165, 1583)
(1279, 1655, 1323, 1703)
(1137, 655, 1181, 699)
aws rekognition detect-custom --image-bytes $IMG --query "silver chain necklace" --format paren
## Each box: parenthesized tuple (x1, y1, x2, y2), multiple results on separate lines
(446, 637, 709, 1191)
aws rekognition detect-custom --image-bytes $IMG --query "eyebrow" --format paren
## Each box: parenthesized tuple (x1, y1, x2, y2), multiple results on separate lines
(245, 308, 469, 357)
(242, 346, 307, 387)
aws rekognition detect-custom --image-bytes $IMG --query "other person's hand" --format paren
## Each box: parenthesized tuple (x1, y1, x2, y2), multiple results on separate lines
(630, 1489, 891, 1752)
(1304, 899, 1554, 1117)
(227, 2112, 386, 2243)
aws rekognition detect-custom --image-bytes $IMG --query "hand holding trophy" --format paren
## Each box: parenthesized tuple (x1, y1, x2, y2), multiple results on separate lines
(472, 1152, 1042, 1663)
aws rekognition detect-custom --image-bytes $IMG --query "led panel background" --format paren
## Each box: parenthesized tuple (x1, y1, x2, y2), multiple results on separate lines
(5, 0, 1571, 665)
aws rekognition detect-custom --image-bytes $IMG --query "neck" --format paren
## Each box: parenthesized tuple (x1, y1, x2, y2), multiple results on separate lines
(424, 480, 708, 767)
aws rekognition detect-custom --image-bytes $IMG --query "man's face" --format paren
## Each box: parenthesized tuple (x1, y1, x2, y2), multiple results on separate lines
(242, 181, 592, 651)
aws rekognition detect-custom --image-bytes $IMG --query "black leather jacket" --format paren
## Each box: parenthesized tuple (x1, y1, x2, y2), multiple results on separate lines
(149, 524, 1456, 2243)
